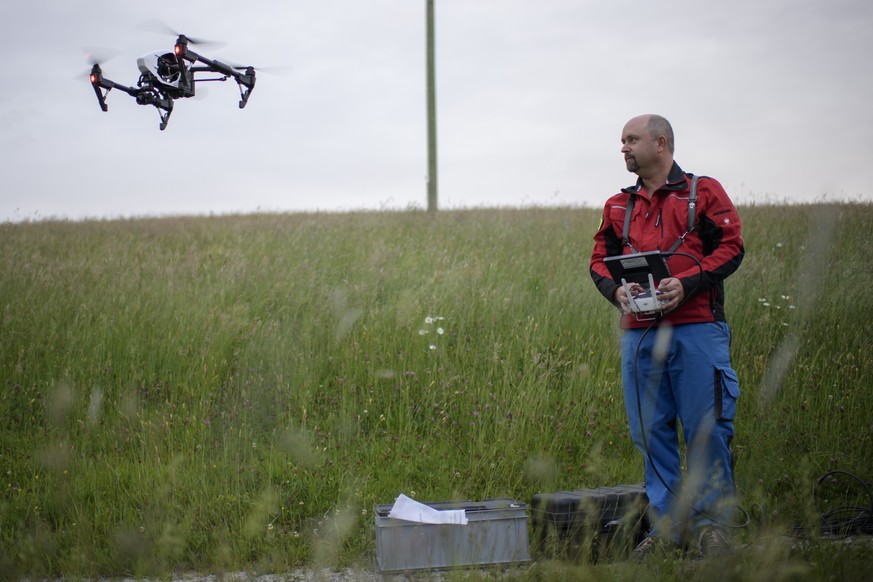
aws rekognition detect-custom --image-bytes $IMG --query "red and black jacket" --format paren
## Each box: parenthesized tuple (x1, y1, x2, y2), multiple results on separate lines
(590, 162, 744, 329)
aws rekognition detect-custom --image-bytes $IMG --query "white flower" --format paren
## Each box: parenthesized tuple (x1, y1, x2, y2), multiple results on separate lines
(424, 316, 434, 324)
(436, 327, 444, 335)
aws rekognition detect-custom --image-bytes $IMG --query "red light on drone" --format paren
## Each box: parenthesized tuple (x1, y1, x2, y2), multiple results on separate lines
(90, 73, 97, 84)
(174, 44, 182, 55)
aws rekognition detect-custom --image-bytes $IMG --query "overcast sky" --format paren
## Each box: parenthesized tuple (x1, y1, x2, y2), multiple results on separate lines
(1, 0, 871, 222)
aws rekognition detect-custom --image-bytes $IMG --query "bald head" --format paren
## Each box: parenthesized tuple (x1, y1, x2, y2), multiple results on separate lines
(627, 114, 674, 154)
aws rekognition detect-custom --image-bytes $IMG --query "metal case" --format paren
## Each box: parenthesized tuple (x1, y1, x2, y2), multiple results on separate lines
(374, 498, 531, 572)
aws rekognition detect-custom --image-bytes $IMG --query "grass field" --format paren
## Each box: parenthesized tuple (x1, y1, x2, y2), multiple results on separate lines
(1, 203, 872, 580)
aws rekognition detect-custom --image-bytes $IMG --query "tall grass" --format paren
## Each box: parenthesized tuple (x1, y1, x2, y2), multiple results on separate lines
(1, 204, 872, 579)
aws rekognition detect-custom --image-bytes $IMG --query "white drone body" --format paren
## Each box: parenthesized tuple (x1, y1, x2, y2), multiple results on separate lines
(136, 51, 183, 89)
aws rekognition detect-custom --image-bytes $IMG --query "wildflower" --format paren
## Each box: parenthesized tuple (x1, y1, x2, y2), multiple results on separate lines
(436, 327, 444, 335)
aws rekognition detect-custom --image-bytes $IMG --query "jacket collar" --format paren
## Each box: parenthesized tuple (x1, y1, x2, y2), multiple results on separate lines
(621, 162, 688, 195)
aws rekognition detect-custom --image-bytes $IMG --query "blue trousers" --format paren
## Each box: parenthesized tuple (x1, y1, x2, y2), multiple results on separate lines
(621, 321, 740, 540)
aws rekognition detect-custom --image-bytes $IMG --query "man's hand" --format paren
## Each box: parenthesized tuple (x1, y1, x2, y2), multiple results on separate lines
(656, 277, 685, 313)
(614, 282, 643, 314)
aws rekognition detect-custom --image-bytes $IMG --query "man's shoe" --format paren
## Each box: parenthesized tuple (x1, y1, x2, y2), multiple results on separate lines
(697, 526, 730, 557)
(631, 535, 664, 561)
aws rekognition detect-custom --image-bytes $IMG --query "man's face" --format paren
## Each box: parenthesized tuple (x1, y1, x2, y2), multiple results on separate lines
(620, 118, 659, 175)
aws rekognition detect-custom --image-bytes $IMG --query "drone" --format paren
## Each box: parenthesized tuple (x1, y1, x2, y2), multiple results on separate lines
(88, 28, 256, 130)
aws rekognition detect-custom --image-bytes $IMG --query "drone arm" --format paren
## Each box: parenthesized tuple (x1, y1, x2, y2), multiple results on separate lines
(176, 43, 256, 108)
(198, 57, 256, 108)
(90, 65, 142, 111)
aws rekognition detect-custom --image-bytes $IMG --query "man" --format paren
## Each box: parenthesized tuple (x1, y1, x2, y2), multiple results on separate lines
(589, 114, 744, 557)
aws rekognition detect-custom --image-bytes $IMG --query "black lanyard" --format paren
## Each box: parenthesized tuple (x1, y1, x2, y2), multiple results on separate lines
(622, 175, 699, 255)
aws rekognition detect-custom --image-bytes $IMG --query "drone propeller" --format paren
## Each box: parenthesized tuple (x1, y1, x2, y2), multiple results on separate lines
(226, 60, 293, 77)
(83, 46, 121, 66)
(75, 47, 121, 83)
(135, 18, 225, 49)
(239, 65, 293, 77)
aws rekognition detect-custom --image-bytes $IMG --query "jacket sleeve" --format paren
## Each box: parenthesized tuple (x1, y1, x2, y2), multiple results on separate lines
(589, 201, 626, 307)
(673, 177, 744, 296)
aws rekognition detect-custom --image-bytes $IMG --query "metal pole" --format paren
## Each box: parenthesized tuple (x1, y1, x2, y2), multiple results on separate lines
(426, 0, 438, 212)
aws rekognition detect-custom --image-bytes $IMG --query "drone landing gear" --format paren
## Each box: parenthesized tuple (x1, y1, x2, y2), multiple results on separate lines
(237, 67, 256, 109)
(238, 85, 252, 109)
(92, 84, 110, 112)
(158, 107, 173, 131)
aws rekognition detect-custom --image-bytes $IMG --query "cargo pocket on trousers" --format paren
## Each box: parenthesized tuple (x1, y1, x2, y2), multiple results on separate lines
(713, 366, 740, 421)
